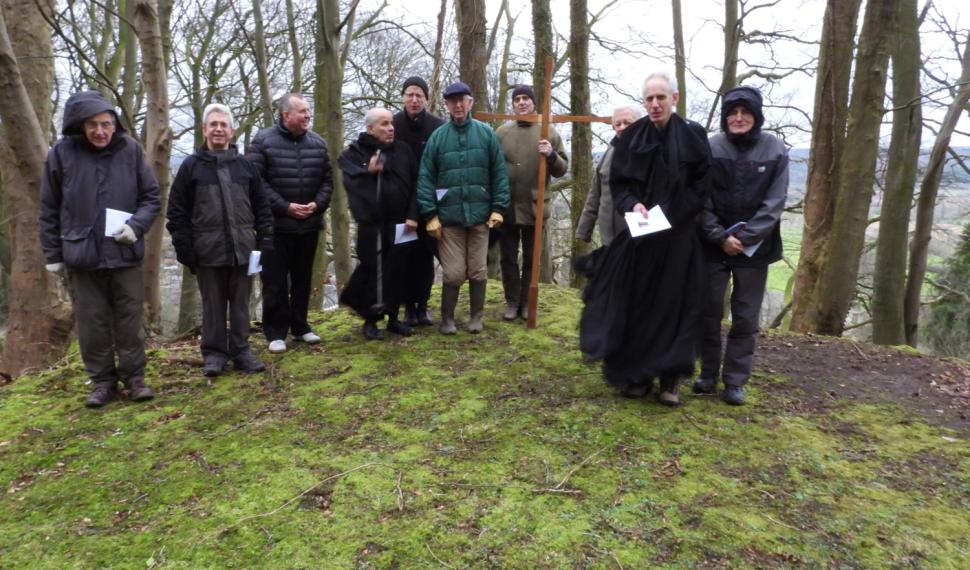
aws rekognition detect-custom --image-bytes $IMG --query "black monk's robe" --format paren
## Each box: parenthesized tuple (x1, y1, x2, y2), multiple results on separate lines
(338, 133, 418, 319)
(579, 114, 713, 388)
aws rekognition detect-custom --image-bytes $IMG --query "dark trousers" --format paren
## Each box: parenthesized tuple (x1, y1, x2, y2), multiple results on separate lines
(405, 233, 436, 307)
(197, 265, 252, 361)
(70, 266, 146, 386)
(499, 223, 536, 307)
(699, 262, 769, 387)
(261, 232, 318, 341)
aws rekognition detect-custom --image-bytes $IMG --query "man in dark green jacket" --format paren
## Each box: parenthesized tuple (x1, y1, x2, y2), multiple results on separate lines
(416, 82, 510, 335)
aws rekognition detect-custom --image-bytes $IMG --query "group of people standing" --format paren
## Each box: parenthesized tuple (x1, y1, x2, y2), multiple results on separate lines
(38, 69, 786, 412)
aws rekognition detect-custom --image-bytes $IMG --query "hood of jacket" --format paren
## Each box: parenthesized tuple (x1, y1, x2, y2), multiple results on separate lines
(61, 91, 125, 137)
(720, 86, 764, 146)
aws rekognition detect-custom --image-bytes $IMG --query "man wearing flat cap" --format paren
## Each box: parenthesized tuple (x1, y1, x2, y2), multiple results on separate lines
(416, 81, 510, 335)
(393, 76, 445, 327)
(495, 85, 568, 322)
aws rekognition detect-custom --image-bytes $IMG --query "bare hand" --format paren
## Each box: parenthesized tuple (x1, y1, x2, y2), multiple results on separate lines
(305, 202, 317, 214)
(368, 154, 383, 173)
(287, 203, 312, 219)
(633, 203, 649, 217)
(538, 139, 553, 157)
(722, 235, 744, 256)
(405, 219, 418, 231)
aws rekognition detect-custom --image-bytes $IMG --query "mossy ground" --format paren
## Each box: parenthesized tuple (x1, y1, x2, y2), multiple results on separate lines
(1, 283, 968, 568)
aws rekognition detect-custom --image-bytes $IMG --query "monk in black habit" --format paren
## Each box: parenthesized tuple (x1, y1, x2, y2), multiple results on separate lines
(579, 72, 712, 406)
(339, 108, 419, 340)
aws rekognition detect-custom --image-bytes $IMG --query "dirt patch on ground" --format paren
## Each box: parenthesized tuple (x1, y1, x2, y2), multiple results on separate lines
(757, 333, 970, 434)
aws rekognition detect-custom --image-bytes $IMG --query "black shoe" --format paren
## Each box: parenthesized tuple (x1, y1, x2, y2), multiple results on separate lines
(126, 379, 155, 402)
(203, 357, 227, 377)
(386, 319, 413, 337)
(85, 382, 118, 408)
(416, 306, 434, 327)
(233, 352, 266, 373)
(362, 321, 384, 340)
(657, 377, 681, 407)
(722, 385, 746, 406)
(692, 377, 716, 394)
(620, 381, 651, 398)
(403, 305, 419, 327)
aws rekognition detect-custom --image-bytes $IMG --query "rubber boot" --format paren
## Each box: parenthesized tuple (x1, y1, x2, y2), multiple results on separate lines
(439, 285, 459, 335)
(467, 280, 486, 334)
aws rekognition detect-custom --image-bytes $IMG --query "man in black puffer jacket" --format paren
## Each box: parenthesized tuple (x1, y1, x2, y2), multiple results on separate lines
(167, 104, 274, 377)
(39, 90, 161, 408)
(694, 85, 789, 406)
(246, 94, 334, 354)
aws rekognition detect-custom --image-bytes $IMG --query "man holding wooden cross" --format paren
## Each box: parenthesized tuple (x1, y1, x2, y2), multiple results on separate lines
(495, 85, 569, 322)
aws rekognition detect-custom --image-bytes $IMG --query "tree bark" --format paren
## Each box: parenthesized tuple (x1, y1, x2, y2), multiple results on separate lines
(428, 0, 448, 115)
(871, 0, 921, 345)
(252, 0, 275, 126)
(568, 0, 592, 288)
(671, 0, 687, 117)
(532, 0, 554, 283)
(0, 0, 73, 376)
(456, 0, 489, 110)
(810, 0, 895, 336)
(789, 0, 862, 332)
(285, 0, 303, 93)
(904, 32, 970, 346)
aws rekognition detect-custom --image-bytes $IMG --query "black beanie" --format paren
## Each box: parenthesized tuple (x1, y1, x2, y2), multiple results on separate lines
(401, 76, 430, 99)
(720, 85, 765, 145)
(511, 84, 536, 104)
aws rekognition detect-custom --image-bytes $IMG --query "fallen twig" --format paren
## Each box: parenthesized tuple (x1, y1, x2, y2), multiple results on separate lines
(395, 470, 405, 512)
(426, 543, 455, 569)
(553, 446, 609, 490)
(204, 406, 271, 439)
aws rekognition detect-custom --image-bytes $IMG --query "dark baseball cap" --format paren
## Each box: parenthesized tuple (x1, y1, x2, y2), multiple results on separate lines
(442, 82, 472, 99)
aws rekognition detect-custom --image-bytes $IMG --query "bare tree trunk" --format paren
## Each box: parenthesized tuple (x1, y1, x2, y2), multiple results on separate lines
(494, 1, 514, 115)
(568, 0, 592, 288)
(904, 32, 970, 346)
(810, 0, 895, 336)
(252, 0, 274, 126)
(671, 0, 687, 117)
(789, 0, 862, 332)
(532, 0, 554, 283)
(315, 0, 353, 303)
(428, 0, 448, 115)
(871, 0, 921, 345)
(456, 0, 489, 110)
(133, 0, 172, 332)
(0, 0, 74, 376)
(704, 0, 739, 128)
(285, 0, 303, 92)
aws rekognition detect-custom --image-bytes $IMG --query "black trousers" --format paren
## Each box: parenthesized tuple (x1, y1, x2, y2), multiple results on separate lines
(70, 266, 146, 386)
(699, 262, 769, 387)
(499, 223, 536, 307)
(404, 231, 436, 308)
(197, 265, 252, 361)
(260, 232, 318, 341)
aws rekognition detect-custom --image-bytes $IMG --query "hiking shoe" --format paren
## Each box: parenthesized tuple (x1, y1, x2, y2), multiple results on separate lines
(386, 319, 413, 337)
(722, 385, 746, 406)
(658, 377, 681, 407)
(692, 377, 716, 394)
(416, 305, 434, 326)
(233, 352, 266, 373)
(502, 303, 519, 321)
(621, 381, 651, 399)
(268, 340, 287, 353)
(296, 332, 321, 344)
(403, 305, 419, 327)
(127, 379, 155, 402)
(520, 305, 529, 321)
(203, 357, 227, 377)
(85, 382, 118, 408)
(362, 321, 384, 340)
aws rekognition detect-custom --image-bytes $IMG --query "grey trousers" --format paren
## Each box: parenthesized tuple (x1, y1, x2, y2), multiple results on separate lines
(197, 265, 252, 361)
(699, 262, 769, 387)
(438, 224, 489, 286)
(70, 266, 146, 386)
(499, 223, 536, 307)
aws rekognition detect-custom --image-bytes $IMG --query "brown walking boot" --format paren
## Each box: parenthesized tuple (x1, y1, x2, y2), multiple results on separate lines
(126, 378, 155, 402)
(85, 381, 118, 408)
(658, 376, 681, 407)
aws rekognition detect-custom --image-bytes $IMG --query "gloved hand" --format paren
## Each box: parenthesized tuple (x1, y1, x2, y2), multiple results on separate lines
(426, 216, 442, 240)
(45, 262, 66, 273)
(112, 224, 138, 245)
(486, 212, 503, 229)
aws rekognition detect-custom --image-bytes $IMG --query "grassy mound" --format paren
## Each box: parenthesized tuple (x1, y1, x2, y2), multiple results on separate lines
(1, 283, 968, 568)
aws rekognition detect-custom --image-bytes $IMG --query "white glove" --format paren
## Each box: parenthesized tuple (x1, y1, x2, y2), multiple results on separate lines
(112, 224, 138, 245)
(45, 262, 66, 273)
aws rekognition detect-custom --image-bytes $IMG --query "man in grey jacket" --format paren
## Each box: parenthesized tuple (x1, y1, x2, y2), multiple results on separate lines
(39, 91, 161, 408)
(695, 86, 788, 405)
(575, 104, 641, 247)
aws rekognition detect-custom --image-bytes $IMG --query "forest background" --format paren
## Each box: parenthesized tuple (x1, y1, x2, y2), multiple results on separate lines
(0, 0, 968, 378)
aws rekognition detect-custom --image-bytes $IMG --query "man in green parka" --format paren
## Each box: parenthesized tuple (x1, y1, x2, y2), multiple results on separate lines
(495, 85, 568, 321)
(416, 82, 511, 335)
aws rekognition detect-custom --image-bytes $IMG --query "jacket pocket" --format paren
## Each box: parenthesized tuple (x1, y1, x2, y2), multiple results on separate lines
(61, 226, 100, 270)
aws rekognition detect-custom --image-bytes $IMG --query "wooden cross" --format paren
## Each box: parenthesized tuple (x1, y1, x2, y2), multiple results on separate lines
(474, 56, 611, 329)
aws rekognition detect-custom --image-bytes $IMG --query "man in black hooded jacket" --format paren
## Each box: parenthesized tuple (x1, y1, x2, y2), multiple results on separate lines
(694, 86, 788, 405)
(167, 104, 275, 377)
(339, 108, 419, 339)
(39, 90, 161, 408)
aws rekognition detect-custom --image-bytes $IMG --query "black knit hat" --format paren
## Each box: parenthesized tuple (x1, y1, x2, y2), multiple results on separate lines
(720, 85, 765, 144)
(511, 84, 536, 104)
(401, 76, 430, 99)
